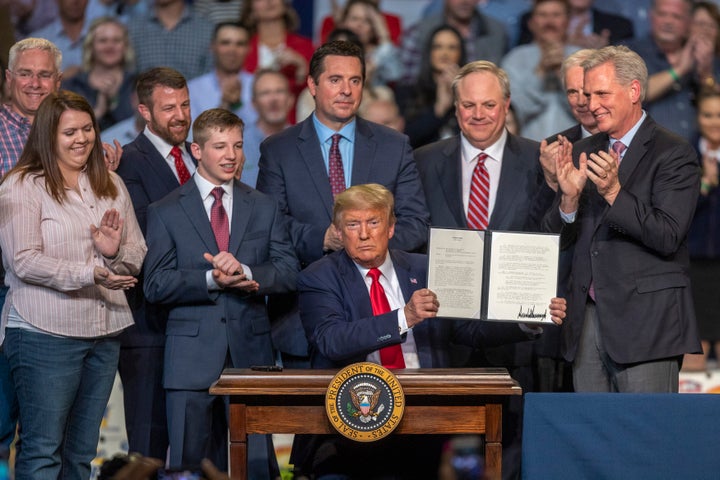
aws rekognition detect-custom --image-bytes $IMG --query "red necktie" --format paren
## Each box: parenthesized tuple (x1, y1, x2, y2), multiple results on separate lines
(328, 134, 346, 198)
(367, 268, 406, 369)
(210, 187, 229, 252)
(467, 153, 490, 230)
(171, 146, 191, 185)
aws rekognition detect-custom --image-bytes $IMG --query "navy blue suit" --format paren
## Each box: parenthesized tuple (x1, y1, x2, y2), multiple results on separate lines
(257, 116, 430, 364)
(144, 178, 299, 467)
(115, 132, 196, 458)
(294, 249, 531, 478)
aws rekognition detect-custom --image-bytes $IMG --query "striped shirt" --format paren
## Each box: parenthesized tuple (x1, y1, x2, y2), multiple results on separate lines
(0, 105, 31, 178)
(0, 171, 146, 341)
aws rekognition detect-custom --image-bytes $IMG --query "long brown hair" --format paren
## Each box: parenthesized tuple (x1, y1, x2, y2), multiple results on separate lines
(6, 90, 118, 203)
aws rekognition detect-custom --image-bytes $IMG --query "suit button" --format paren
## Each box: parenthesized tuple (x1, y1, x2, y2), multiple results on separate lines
(221, 318, 226, 324)
(592, 251, 598, 257)
(581, 286, 587, 293)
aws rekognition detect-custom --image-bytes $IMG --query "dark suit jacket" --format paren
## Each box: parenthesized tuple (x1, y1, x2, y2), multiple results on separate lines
(547, 123, 584, 144)
(257, 116, 430, 267)
(414, 133, 555, 369)
(116, 132, 197, 347)
(143, 179, 299, 389)
(542, 115, 702, 363)
(518, 8, 634, 46)
(298, 249, 532, 369)
(414, 132, 553, 232)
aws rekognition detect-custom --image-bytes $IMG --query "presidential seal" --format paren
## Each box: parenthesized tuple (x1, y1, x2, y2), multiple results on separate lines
(325, 362, 405, 442)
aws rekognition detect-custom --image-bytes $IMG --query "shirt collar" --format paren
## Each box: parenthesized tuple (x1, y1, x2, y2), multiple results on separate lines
(460, 128, 508, 164)
(193, 171, 233, 200)
(611, 110, 646, 149)
(354, 251, 395, 281)
(312, 113, 357, 144)
(143, 125, 186, 160)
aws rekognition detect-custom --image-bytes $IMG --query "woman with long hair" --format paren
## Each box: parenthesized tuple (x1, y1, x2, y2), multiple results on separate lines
(0, 90, 145, 479)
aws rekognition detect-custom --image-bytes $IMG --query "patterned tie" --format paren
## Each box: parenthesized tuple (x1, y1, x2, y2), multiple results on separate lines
(171, 146, 191, 185)
(611, 140, 627, 164)
(210, 187, 229, 252)
(467, 153, 490, 229)
(328, 134, 346, 198)
(367, 268, 406, 369)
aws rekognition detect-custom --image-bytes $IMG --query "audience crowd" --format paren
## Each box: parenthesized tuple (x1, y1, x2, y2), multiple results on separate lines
(0, 0, 717, 479)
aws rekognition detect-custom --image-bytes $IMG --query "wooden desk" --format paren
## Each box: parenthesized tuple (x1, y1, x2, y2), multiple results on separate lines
(210, 368, 521, 480)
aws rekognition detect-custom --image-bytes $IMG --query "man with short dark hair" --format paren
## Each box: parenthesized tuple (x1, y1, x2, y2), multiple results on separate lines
(115, 66, 196, 459)
(188, 22, 257, 127)
(257, 40, 429, 368)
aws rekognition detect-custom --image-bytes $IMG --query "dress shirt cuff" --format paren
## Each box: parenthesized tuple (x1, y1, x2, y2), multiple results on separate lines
(559, 208, 577, 223)
(207, 270, 221, 291)
(397, 308, 410, 334)
(242, 264, 252, 281)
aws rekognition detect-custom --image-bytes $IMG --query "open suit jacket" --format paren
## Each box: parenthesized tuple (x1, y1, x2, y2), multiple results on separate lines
(542, 115, 702, 363)
(256, 115, 429, 358)
(116, 132, 197, 346)
(143, 179, 299, 389)
(298, 249, 532, 369)
(414, 132, 554, 368)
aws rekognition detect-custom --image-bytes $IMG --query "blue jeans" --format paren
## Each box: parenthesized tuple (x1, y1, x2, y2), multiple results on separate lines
(4, 328, 120, 480)
(0, 286, 17, 450)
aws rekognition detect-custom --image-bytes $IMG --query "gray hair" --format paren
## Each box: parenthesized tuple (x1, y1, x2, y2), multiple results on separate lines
(8, 37, 62, 72)
(452, 60, 511, 101)
(560, 48, 595, 89)
(581, 45, 648, 102)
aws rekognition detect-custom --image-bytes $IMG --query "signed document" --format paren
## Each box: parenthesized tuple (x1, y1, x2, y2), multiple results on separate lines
(427, 228, 559, 323)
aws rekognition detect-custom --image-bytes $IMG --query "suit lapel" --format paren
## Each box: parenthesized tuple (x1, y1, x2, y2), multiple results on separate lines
(298, 118, 335, 218)
(490, 134, 525, 229)
(338, 251, 373, 319)
(136, 133, 181, 192)
(617, 116, 653, 185)
(228, 183, 252, 254)
(178, 181, 218, 253)
(436, 137, 468, 227)
(350, 118, 376, 185)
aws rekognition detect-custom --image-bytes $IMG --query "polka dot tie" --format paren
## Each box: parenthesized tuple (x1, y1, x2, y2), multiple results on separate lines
(210, 187, 229, 252)
(171, 146, 191, 185)
(328, 134, 346, 198)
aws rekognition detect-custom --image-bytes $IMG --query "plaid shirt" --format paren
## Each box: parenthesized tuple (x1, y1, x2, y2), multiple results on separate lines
(0, 105, 31, 178)
(128, 5, 214, 81)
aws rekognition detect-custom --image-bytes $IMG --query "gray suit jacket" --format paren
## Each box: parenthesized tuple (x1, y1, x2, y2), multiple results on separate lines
(542, 115, 702, 363)
(143, 179, 299, 389)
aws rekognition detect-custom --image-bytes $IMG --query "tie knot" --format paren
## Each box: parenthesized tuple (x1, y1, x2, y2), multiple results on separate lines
(367, 268, 381, 282)
(211, 186, 224, 201)
(611, 140, 626, 156)
(331, 134, 341, 148)
(476, 152, 488, 165)
(171, 146, 182, 160)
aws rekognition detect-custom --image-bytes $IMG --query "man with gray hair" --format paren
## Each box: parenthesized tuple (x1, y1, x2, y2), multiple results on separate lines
(0, 36, 62, 452)
(542, 45, 701, 392)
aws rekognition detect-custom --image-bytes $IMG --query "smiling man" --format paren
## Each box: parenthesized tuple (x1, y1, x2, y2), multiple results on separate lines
(256, 40, 428, 368)
(542, 45, 701, 393)
(143, 108, 298, 475)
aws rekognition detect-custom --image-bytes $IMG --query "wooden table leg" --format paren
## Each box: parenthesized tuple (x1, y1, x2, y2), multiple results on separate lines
(228, 403, 248, 480)
(484, 403, 503, 480)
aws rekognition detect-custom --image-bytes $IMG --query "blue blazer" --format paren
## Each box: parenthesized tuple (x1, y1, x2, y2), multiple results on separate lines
(143, 179, 299, 389)
(257, 116, 430, 267)
(298, 249, 531, 369)
(116, 132, 197, 347)
(542, 116, 702, 363)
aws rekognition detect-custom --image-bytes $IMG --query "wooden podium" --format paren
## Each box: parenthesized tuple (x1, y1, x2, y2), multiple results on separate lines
(210, 367, 521, 480)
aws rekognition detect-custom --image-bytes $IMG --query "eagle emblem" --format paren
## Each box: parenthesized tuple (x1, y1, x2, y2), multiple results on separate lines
(348, 383, 384, 423)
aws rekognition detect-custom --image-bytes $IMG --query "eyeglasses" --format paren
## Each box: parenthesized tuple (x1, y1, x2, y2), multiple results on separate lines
(9, 70, 57, 81)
